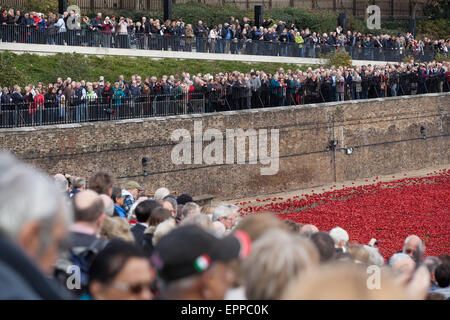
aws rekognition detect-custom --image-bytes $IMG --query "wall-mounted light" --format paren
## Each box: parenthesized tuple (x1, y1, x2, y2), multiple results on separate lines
(420, 126, 426, 139)
(326, 140, 338, 151)
(142, 157, 150, 176)
(345, 147, 354, 155)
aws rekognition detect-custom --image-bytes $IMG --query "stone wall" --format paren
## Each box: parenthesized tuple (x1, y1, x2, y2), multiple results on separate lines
(1, 93, 449, 200)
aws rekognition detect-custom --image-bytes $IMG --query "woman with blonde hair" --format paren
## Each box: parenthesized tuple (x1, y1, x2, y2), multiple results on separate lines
(100, 216, 135, 243)
(241, 229, 318, 300)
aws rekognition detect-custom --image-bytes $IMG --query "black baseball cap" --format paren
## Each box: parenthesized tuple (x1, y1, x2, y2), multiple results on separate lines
(150, 225, 251, 283)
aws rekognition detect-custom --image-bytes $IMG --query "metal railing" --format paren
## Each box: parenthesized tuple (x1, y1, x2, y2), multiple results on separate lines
(2, 78, 449, 128)
(0, 25, 446, 62)
(0, 93, 205, 128)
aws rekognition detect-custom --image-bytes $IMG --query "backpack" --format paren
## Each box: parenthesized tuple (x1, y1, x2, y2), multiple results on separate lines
(54, 239, 107, 297)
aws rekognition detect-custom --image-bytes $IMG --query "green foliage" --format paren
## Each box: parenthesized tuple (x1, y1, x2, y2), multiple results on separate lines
(263, 7, 337, 33)
(0, 52, 311, 88)
(423, 0, 450, 19)
(322, 51, 353, 68)
(23, 0, 58, 13)
(417, 18, 450, 39)
(434, 52, 450, 63)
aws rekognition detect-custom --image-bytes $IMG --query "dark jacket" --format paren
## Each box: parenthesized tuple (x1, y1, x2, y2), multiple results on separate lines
(0, 236, 71, 300)
(130, 224, 146, 247)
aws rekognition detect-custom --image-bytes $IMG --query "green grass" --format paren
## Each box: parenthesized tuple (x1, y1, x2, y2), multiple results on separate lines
(0, 52, 313, 88)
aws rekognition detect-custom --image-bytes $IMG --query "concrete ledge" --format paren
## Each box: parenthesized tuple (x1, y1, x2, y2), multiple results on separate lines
(0, 42, 397, 66)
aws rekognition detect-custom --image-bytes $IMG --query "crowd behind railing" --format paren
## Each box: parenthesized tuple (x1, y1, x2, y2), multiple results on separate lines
(1, 7, 449, 62)
(1, 60, 449, 128)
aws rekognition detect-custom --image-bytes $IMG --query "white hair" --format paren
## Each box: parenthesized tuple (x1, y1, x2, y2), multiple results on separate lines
(100, 194, 115, 217)
(179, 214, 212, 229)
(181, 202, 200, 218)
(212, 203, 238, 222)
(152, 218, 176, 246)
(54, 176, 69, 194)
(363, 245, 384, 266)
(329, 227, 349, 245)
(0, 152, 72, 240)
(389, 253, 412, 266)
(241, 230, 314, 300)
(154, 187, 170, 200)
(212, 221, 226, 235)
(403, 235, 425, 256)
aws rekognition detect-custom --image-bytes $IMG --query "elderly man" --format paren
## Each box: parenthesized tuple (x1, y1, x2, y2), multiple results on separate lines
(329, 226, 349, 252)
(69, 190, 106, 249)
(0, 152, 72, 299)
(122, 181, 144, 214)
(212, 204, 239, 230)
(402, 235, 425, 263)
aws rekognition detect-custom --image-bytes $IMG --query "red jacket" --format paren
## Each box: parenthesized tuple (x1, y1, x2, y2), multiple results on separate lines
(30, 94, 44, 114)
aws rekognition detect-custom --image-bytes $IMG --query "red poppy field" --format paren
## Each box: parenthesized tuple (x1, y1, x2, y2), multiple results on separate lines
(236, 169, 450, 259)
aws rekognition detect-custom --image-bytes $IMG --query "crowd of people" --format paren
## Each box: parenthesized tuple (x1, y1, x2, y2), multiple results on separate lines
(1, 60, 449, 127)
(0, 151, 449, 300)
(1, 7, 449, 61)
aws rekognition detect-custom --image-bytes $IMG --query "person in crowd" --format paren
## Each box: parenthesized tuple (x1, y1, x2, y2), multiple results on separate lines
(122, 181, 143, 214)
(88, 171, 114, 197)
(70, 177, 86, 197)
(433, 263, 450, 299)
(241, 229, 318, 300)
(69, 190, 106, 249)
(99, 215, 134, 243)
(235, 213, 290, 241)
(87, 239, 153, 300)
(131, 200, 156, 247)
(0, 152, 72, 299)
(402, 234, 425, 263)
(150, 225, 251, 299)
(329, 226, 349, 252)
(111, 187, 126, 218)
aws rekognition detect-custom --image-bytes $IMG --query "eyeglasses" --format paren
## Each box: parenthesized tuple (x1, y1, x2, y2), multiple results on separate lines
(111, 281, 153, 295)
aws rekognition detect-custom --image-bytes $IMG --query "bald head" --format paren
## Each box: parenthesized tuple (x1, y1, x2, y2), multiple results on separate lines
(100, 194, 114, 217)
(72, 190, 104, 223)
(300, 224, 319, 235)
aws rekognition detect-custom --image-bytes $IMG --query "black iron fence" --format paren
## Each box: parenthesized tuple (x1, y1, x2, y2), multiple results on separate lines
(0, 0, 163, 11)
(2, 78, 449, 129)
(0, 93, 205, 128)
(0, 25, 445, 62)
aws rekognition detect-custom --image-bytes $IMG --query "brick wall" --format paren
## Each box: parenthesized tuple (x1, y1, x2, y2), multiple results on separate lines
(1, 92, 449, 200)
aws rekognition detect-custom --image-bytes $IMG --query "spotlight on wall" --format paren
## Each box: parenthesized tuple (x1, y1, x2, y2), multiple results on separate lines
(327, 140, 338, 151)
(345, 147, 354, 155)
(420, 126, 426, 139)
(142, 157, 150, 176)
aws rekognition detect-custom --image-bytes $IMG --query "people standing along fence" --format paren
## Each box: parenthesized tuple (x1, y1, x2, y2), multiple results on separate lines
(1, 61, 448, 129)
(0, 9, 448, 62)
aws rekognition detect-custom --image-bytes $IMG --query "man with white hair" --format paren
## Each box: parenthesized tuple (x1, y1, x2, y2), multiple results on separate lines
(212, 204, 238, 230)
(329, 226, 349, 252)
(179, 202, 201, 222)
(402, 235, 425, 263)
(0, 152, 72, 299)
(154, 187, 170, 200)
